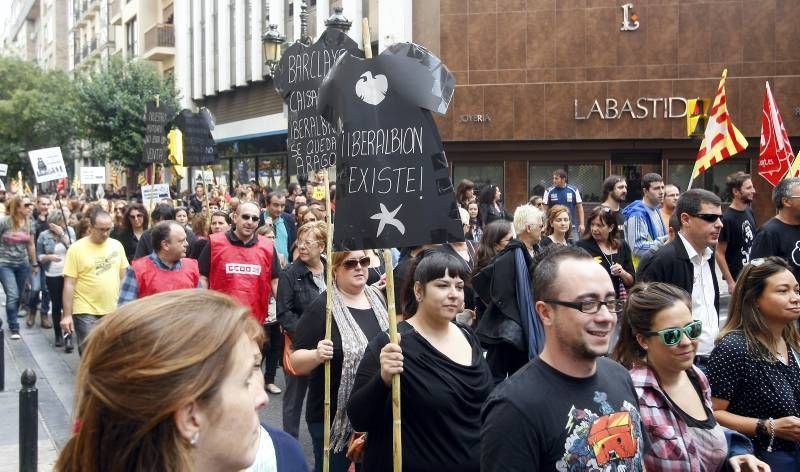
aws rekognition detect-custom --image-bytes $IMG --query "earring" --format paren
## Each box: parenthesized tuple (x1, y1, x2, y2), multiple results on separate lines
(190, 432, 199, 446)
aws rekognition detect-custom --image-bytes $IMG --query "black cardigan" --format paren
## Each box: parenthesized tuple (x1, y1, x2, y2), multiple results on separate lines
(276, 258, 326, 337)
(637, 236, 720, 316)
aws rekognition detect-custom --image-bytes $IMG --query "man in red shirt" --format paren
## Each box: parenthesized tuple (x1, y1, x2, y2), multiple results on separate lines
(117, 221, 199, 305)
(198, 201, 280, 325)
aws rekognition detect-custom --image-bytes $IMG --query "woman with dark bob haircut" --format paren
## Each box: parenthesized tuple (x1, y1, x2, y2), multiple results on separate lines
(349, 252, 493, 471)
(708, 256, 800, 468)
(613, 283, 767, 471)
(55, 290, 307, 472)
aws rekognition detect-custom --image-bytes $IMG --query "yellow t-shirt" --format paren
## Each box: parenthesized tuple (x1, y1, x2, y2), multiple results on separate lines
(63, 237, 129, 316)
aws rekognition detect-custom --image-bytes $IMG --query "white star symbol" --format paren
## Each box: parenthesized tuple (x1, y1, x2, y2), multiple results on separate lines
(370, 203, 405, 237)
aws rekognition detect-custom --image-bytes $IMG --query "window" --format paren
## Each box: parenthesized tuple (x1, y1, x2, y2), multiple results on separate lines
(667, 158, 750, 202)
(125, 17, 137, 58)
(452, 163, 504, 195)
(529, 163, 605, 202)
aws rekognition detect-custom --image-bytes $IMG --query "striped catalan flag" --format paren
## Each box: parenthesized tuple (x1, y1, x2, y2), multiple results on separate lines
(690, 69, 748, 186)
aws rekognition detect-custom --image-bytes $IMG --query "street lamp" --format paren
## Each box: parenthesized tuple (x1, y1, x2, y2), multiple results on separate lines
(325, 6, 352, 33)
(262, 23, 286, 70)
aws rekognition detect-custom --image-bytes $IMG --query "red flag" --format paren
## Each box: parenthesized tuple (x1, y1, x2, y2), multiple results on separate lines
(759, 82, 795, 186)
(57, 177, 67, 192)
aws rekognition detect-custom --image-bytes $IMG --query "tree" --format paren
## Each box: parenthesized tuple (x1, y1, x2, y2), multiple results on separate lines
(74, 57, 179, 172)
(0, 57, 80, 183)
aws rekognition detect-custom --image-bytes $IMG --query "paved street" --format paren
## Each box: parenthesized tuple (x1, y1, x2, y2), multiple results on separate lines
(0, 292, 315, 472)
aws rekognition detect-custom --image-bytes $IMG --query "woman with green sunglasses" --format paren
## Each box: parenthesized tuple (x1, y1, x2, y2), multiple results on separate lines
(613, 283, 767, 471)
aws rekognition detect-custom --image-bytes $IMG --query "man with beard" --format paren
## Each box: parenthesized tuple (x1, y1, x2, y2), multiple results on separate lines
(715, 172, 756, 294)
(481, 246, 646, 471)
(600, 175, 627, 229)
(638, 189, 722, 372)
(750, 177, 800, 283)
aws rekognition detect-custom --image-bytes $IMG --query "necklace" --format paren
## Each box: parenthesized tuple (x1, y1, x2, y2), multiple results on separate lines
(597, 242, 615, 267)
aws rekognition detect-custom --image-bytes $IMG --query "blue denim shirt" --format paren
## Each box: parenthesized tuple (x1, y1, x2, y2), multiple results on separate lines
(36, 228, 76, 272)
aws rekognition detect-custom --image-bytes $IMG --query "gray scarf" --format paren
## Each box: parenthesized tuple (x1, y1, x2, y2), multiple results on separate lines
(330, 284, 388, 452)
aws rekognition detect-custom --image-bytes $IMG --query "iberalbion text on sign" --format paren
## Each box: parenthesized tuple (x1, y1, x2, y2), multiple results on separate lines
(225, 263, 262, 275)
(574, 97, 688, 120)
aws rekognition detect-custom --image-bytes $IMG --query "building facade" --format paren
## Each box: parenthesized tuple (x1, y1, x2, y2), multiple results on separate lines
(428, 0, 800, 222)
(4, 0, 70, 72)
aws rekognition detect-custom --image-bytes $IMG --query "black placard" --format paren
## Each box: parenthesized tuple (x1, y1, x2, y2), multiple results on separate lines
(174, 109, 218, 166)
(318, 42, 463, 251)
(142, 101, 173, 164)
(273, 28, 363, 179)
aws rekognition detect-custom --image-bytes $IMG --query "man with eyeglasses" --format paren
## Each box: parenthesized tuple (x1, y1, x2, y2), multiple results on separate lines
(638, 189, 722, 372)
(481, 246, 648, 471)
(60, 210, 129, 355)
(750, 177, 800, 283)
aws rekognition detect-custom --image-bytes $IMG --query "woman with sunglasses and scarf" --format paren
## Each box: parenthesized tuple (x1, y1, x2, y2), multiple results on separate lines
(614, 283, 768, 471)
(290, 250, 389, 472)
(0, 195, 37, 340)
(708, 257, 800, 468)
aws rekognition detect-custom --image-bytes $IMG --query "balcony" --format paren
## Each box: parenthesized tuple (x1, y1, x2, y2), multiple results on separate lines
(142, 24, 175, 61)
(109, 0, 122, 25)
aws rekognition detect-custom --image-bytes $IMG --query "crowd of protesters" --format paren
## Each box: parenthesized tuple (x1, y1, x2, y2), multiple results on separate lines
(3, 167, 800, 470)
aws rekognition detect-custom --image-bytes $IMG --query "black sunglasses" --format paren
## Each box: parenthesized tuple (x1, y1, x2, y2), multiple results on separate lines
(239, 214, 259, 222)
(644, 320, 703, 346)
(544, 299, 624, 314)
(342, 256, 371, 270)
(691, 213, 721, 223)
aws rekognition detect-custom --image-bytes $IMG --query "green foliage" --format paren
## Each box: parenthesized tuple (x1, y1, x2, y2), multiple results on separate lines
(75, 57, 179, 171)
(0, 57, 79, 182)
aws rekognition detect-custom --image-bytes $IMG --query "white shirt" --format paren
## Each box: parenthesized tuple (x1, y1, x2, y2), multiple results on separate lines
(679, 233, 719, 355)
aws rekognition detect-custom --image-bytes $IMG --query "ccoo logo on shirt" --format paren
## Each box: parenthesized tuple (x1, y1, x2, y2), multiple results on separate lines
(225, 263, 262, 275)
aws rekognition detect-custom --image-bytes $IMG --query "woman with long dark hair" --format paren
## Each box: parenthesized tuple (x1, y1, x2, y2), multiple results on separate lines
(613, 283, 767, 471)
(111, 203, 149, 263)
(477, 185, 512, 227)
(0, 195, 36, 339)
(472, 220, 513, 278)
(349, 252, 492, 471)
(576, 206, 634, 299)
(708, 257, 800, 468)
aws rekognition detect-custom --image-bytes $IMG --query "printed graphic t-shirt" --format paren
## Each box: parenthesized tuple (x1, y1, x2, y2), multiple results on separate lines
(719, 206, 756, 281)
(481, 356, 648, 471)
(0, 216, 34, 265)
(63, 237, 129, 315)
(749, 217, 800, 283)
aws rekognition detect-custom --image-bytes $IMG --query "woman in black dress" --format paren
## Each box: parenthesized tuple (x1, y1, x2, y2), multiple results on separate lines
(477, 184, 512, 227)
(349, 252, 492, 472)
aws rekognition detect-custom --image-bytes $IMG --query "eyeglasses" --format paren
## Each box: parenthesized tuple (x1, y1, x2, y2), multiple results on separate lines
(239, 214, 260, 222)
(544, 299, 624, 314)
(644, 320, 703, 346)
(690, 213, 722, 223)
(297, 239, 320, 248)
(342, 256, 371, 270)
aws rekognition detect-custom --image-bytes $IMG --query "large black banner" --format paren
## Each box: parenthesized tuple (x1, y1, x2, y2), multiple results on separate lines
(142, 101, 173, 164)
(273, 28, 362, 179)
(318, 42, 463, 251)
(174, 109, 218, 166)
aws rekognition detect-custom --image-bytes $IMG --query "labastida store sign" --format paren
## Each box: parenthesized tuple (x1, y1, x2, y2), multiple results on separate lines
(574, 96, 691, 120)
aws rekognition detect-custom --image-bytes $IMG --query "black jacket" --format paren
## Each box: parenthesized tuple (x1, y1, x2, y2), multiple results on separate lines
(276, 258, 326, 337)
(473, 240, 532, 351)
(637, 236, 720, 316)
(478, 202, 512, 228)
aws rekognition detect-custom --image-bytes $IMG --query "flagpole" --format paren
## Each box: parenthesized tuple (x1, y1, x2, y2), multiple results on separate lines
(322, 171, 334, 472)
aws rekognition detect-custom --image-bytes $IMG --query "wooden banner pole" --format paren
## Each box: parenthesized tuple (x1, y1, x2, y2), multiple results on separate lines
(322, 171, 334, 472)
(361, 17, 403, 472)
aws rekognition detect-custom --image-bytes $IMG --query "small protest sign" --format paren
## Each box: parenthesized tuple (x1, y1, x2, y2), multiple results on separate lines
(273, 28, 363, 179)
(80, 167, 106, 185)
(141, 183, 171, 208)
(28, 147, 68, 183)
(318, 42, 462, 250)
(143, 100, 173, 164)
(0, 163, 7, 176)
(174, 109, 218, 166)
